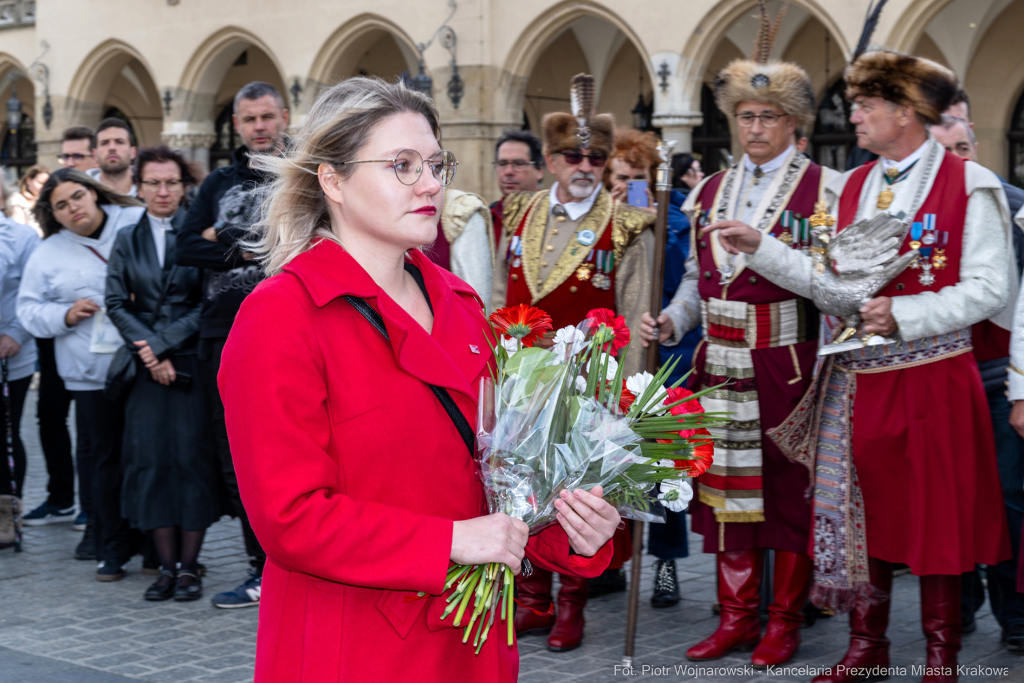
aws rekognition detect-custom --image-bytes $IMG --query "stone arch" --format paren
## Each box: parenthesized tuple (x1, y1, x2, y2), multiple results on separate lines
(178, 27, 288, 106)
(64, 39, 162, 145)
(678, 0, 851, 111)
(887, 0, 955, 54)
(500, 1, 653, 130)
(308, 14, 419, 90)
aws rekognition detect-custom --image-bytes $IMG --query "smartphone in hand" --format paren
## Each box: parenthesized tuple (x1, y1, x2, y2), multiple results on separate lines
(627, 180, 649, 208)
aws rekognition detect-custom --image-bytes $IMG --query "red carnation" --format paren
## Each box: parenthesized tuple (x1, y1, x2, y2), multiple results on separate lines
(586, 308, 630, 357)
(489, 305, 553, 348)
(618, 380, 636, 413)
(664, 386, 705, 439)
(676, 428, 714, 477)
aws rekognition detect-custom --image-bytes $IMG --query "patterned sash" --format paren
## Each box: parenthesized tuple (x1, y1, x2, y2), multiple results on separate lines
(697, 297, 815, 522)
(768, 329, 973, 612)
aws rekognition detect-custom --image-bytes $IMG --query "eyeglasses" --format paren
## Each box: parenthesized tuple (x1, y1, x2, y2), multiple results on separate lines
(139, 179, 183, 191)
(736, 113, 789, 128)
(337, 149, 457, 186)
(53, 189, 89, 213)
(557, 150, 608, 167)
(57, 153, 91, 164)
(493, 159, 537, 171)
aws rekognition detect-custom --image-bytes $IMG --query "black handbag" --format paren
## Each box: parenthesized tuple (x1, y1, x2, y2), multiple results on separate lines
(103, 266, 177, 402)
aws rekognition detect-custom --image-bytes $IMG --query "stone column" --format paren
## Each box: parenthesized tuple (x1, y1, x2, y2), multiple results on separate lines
(650, 53, 704, 154)
(161, 123, 217, 172)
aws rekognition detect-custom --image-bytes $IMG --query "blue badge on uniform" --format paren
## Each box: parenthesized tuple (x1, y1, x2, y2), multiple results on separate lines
(577, 229, 596, 246)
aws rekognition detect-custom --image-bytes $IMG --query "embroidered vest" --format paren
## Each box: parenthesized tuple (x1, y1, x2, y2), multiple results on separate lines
(837, 152, 967, 298)
(504, 201, 617, 330)
(693, 161, 824, 307)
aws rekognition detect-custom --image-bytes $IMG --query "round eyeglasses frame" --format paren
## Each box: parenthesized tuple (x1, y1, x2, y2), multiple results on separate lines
(336, 149, 458, 187)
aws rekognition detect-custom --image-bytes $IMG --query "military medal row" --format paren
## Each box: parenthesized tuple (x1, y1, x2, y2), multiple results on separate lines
(907, 213, 948, 287)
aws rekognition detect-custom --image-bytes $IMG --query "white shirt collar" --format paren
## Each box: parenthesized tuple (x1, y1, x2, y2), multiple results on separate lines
(549, 182, 601, 222)
(147, 213, 173, 229)
(880, 138, 931, 175)
(742, 145, 794, 175)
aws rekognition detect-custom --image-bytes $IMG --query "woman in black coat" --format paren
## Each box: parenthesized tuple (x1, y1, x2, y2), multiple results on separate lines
(105, 146, 221, 602)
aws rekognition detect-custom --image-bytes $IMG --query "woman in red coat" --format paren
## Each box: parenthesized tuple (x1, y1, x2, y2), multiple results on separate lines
(218, 77, 620, 683)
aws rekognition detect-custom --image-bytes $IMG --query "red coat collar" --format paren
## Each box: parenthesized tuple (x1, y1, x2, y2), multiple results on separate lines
(283, 240, 490, 400)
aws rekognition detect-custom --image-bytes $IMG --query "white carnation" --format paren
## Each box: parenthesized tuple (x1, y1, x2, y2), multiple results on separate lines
(552, 325, 587, 358)
(658, 478, 694, 513)
(574, 375, 588, 393)
(587, 356, 619, 382)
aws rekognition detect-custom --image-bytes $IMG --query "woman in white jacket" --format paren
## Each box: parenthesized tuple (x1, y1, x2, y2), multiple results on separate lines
(18, 168, 144, 580)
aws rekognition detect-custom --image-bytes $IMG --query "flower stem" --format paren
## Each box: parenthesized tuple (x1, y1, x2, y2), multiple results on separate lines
(453, 567, 483, 626)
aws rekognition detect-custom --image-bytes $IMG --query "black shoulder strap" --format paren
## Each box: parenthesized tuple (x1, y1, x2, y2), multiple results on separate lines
(343, 295, 475, 457)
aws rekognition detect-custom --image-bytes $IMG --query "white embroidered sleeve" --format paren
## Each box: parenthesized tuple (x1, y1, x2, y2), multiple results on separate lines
(1010, 283, 1024, 401)
(744, 233, 814, 298)
(449, 212, 494, 304)
(890, 187, 1010, 340)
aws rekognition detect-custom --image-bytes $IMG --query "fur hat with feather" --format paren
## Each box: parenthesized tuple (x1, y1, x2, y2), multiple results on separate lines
(712, 1, 816, 131)
(542, 73, 615, 156)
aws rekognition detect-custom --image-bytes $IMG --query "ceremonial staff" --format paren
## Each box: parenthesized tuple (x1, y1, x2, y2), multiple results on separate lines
(623, 138, 676, 667)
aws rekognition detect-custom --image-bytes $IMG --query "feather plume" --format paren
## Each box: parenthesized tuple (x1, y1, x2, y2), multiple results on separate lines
(569, 73, 595, 127)
(853, 0, 889, 60)
(752, 0, 790, 64)
(753, 0, 771, 63)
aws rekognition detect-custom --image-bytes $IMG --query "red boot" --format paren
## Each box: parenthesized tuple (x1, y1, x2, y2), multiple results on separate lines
(547, 573, 588, 652)
(686, 549, 764, 661)
(919, 575, 961, 683)
(752, 551, 813, 667)
(514, 568, 555, 635)
(813, 557, 893, 683)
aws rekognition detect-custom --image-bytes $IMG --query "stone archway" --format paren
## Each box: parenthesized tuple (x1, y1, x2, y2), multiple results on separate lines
(64, 40, 162, 146)
(308, 14, 420, 93)
(0, 54, 36, 180)
(675, 0, 850, 162)
(170, 27, 289, 170)
(501, 1, 652, 133)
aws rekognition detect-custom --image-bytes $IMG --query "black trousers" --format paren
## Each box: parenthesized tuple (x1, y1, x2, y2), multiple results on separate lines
(199, 337, 265, 571)
(36, 338, 77, 510)
(963, 365, 1024, 631)
(0, 374, 32, 498)
(72, 390, 129, 564)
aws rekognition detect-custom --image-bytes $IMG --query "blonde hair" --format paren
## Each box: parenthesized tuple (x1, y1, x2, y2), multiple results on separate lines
(250, 76, 441, 276)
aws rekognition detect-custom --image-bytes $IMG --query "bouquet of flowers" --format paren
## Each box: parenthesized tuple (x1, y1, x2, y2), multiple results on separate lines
(439, 305, 723, 653)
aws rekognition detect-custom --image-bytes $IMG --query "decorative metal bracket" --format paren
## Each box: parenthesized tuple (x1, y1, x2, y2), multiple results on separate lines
(416, 0, 463, 108)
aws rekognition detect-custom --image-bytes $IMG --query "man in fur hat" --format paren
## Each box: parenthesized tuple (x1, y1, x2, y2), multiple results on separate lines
(706, 49, 1014, 683)
(640, 53, 837, 668)
(490, 72, 654, 654)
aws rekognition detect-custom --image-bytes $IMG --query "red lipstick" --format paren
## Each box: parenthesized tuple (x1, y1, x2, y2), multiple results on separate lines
(412, 206, 437, 215)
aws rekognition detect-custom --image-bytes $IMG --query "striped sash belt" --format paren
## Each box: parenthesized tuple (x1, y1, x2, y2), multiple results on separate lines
(697, 298, 816, 526)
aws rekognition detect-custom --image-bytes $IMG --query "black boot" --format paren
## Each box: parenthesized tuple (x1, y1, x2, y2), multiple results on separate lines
(75, 521, 97, 561)
(652, 559, 680, 608)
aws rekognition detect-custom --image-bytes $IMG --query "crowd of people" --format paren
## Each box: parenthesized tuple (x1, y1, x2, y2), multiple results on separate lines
(1, 24, 1024, 683)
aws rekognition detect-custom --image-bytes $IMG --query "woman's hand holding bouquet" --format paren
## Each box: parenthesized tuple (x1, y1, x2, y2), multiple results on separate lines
(438, 304, 725, 653)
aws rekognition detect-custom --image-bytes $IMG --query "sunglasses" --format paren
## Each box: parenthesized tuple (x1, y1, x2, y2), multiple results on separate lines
(557, 150, 608, 167)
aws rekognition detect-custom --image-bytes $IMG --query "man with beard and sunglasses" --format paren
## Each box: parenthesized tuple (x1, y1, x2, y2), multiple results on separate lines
(489, 73, 654, 654)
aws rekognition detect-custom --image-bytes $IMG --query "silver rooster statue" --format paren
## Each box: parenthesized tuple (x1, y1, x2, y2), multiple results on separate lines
(810, 211, 919, 356)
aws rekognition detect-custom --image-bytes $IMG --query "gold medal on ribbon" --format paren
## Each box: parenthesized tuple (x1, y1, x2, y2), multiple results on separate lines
(575, 263, 593, 281)
(877, 188, 894, 210)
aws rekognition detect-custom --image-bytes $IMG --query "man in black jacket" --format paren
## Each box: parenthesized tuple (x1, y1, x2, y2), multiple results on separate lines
(932, 102, 1024, 654)
(176, 81, 288, 609)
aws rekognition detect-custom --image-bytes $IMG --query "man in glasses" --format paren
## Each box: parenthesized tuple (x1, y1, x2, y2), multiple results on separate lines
(641, 52, 837, 668)
(490, 130, 544, 243)
(490, 72, 655, 655)
(176, 80, 289, 611)
(58, 126, 99, 173)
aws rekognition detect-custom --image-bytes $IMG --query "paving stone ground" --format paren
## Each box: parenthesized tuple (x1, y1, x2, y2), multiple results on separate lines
(3, 388, 1024, 682)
